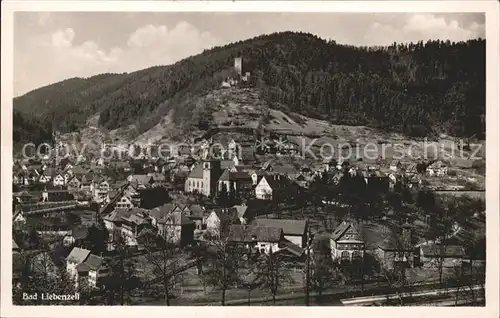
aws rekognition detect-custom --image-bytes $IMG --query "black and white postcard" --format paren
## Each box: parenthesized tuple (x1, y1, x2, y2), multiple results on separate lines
(1, 1, 499, 317)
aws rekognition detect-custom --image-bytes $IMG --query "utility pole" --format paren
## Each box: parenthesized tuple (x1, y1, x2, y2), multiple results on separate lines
(305, 222, 311, 306)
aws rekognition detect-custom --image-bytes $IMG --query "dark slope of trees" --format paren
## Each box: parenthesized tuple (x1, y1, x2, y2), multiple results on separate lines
(13, 110, 53, 149)
(13, 31, 486, 140)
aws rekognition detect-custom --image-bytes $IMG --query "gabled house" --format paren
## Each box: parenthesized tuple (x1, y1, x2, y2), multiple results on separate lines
(75, 254, 105, 288)
(372, 224, 417, 270)
(115, 195, 135, 209)
(96, 158, 105, 167)
(217, 169, 253, 197)
(27, 171, 38, 184)
(13, 239, 20, 252)
(104, 208, 153, 247)
(330, 221, 365, 262)
(13, 208, 26, 225)
(159, 211, 195, 246)
(185, 164, 204, 194)
(405, 163, 418, 176)
(426, 160, 448, 176)
(228, 224, 283, 254)
(38, 172, 52, 184)
(119, 209, 153, 246)
(67, 176, 82, 190)
(148, 203, 176, 228)
(251, 170, 270, 186)
(255, 174, 289, 201)
(229, 204, 254, 225)
(53, 174, 65, 186)
(66, 247, 91, 282)
(172, 203, 188, 213)
(81, 173, 95, 190)
(184, 204, 206, 230)
(252, 218, 308, 248)
(206, 208, 241, 237)
(63, 171, 72, 184)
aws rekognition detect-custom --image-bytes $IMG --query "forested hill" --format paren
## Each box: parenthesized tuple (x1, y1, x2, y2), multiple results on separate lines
(13, 31, 485, 146)
(13, 110, 53, 151)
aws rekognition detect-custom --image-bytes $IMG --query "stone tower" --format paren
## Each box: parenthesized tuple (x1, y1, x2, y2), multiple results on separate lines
(202, 159, 221, 197)
(234, 57, 242, 76)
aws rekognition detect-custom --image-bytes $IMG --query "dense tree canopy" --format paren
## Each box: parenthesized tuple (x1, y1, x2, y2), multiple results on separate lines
(13, 32, 485, 146)
(13, 110, 53, 149)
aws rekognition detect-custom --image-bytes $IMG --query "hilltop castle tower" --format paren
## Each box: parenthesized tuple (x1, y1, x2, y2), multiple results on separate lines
(234, 57, 242, 76)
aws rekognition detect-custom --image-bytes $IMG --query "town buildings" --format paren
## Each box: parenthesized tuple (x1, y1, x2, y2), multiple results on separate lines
(11, 128, 477, 306)
(66, 247, 106, 288)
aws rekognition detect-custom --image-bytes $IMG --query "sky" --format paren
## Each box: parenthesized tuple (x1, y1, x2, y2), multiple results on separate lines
(13, 12, 485, 97)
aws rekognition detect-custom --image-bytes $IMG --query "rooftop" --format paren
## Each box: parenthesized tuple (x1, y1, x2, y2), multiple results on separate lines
(421, 244, 466, 257)
(228, 224, 283, 243)
(252, 218, 307, 236)
(66, 247, 91, 264)
(187, 164, 203, 179)
(83, 254, 104, 271)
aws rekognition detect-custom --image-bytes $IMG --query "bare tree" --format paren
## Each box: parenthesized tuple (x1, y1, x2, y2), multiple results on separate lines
(198, 232, 245, 305)
(453, 260, 485, 305)
(426, 205, 455, 285)
(310, 246, 341, 303)
(137, 228, 185, 306)
(239, 251, 260, 305)
(254, 248, 294, 304)
(103, 230, 139, 305)
(380, 267, 406, 306)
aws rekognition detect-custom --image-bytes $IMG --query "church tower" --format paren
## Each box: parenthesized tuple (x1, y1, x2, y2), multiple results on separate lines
(202, 159, 221, 197)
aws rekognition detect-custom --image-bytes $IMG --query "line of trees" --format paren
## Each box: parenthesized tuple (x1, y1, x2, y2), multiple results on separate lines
(14, 32, 485, 144)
